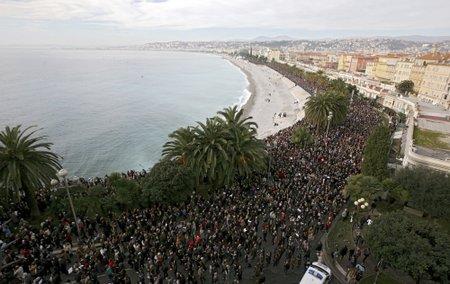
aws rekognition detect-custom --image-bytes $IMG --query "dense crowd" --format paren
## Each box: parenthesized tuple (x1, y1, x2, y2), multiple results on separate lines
(266, 62, 327, 95)
(0, 97, 383, 283)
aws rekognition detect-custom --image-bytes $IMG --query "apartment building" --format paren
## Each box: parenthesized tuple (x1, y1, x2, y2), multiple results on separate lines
(337, 54, 352, 72)
(365, 61, 377, 78)
(410, 64, 427, 92)
(393, 60, 414, 84)
(374, 56, 402, 82)
(349, 56, 378, 73)
(418, 63, 450, 108)
(267, 49, 281, 62)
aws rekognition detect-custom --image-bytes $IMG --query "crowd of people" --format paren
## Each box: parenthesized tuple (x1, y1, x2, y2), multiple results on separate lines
(0, 96, 383, 283)
(262, 61, 327, 96)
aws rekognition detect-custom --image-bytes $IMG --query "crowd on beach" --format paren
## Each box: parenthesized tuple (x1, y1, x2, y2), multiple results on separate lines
(0, 95, 384, 283)
(265, 62, 328, 95)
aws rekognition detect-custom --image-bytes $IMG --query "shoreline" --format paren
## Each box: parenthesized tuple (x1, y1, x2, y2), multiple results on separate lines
(224, 57, 258, 113)
(224, 55, 310, 139)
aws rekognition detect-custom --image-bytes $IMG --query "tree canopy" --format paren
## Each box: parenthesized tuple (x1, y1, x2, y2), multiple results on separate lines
(0, 125, 61, 217)
(163, 106, 267, 188)
(396, 80, 414, 95)
(394, 167, 450, 220)
(344, 174, 383, 202)
(290, 127, 313, 147)
(304, 92, 349, 130)
(367, 211, 450, 282)
(361, 126, 390, 180)
(141, 158, 195, 205)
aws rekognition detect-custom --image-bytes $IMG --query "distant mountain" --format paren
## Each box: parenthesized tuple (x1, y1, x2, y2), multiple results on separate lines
(252, 35, 296, 41)
(380, 35, 450, 43)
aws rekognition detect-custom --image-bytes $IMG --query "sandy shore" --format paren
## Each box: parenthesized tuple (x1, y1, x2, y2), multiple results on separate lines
(227, 56, 310, 139)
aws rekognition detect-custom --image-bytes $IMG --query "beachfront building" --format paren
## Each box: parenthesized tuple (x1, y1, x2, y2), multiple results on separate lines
(410, 64, 427, 92)
(327, 54, 339, 69)
(374, 56, 402, 82)
(417, 63, 450, 109)
(365, 61, 377, 78)
(349, 56, 377, 74)
(296, 52, 330, 68)
(338, 54, 352, 72)
(393, 60, 414, 84)
(267, 49, 281, 62)
(415, 54, 446, 66)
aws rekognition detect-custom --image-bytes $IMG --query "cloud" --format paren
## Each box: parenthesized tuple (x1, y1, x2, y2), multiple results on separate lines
(0, 0, 449, 32)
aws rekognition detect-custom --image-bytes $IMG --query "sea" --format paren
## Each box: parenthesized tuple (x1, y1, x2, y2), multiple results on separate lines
(0, 48, 250, 178)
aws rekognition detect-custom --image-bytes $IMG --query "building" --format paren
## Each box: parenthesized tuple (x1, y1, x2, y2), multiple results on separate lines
(267, 49, 281, 62)
(337, 54, 352, 72)
(296, 52, 329, 68)
(410, 64, 427, 92)
(393, 60, 414, 84)
(374, 56, 402, 82)
(349, 56, 378, 73)
(365, 61, 377, 78)
(418, 63, 450, 108)
(382, 94, 411, 113)
(415, 54, 446, 66)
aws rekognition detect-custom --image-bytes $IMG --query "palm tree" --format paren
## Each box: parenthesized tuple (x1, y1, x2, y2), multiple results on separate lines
(305, 92, 348, 130)
(162, 126, 195, 166)
(163, 106, 268, 188)
(191, 117, 229, 186)
(218, 106, 258, 136)
(218, 106, 267, 185)
(0, 125, 61, 218)
(327, 79, 349, 96)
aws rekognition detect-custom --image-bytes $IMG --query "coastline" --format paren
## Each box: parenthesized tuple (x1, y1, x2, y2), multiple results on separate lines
(224, 55, 310, 139)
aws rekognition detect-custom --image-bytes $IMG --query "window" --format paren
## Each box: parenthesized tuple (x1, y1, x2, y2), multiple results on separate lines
(307, 268, 324, 280)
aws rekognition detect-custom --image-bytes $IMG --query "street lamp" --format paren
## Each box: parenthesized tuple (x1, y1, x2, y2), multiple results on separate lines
(56, 169, 80, 237)
(325, 111, 333, 144)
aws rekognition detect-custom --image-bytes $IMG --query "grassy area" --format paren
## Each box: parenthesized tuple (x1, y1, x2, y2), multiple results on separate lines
(435, 218, 450, 236)
(360, 274, 402, 284)
(375, 200, 403, 214)
(413, 127, 450, 150)
(327, 217, 353, 252)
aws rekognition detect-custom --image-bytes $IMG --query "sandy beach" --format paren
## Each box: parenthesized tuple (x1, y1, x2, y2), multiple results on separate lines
(227, 56, 311, 139)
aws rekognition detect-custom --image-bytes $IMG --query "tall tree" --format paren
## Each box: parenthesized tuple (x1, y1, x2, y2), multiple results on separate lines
(191, 116, 229, 186)
(163, 106, 267, 188)
(344, 174, 383, 202)
(326, 78, 349, 96)
(0, 125, 61, 218)
(304, 92, 348, 130)
(218, 106, 267, 184)
(396, 80, 414, 95)
(394, 167, 450, 220)
(361, 126, 390, 180)
(368, 212, 450, 283)
(162, 126, 195, 166)
(141, 158, 195, 205)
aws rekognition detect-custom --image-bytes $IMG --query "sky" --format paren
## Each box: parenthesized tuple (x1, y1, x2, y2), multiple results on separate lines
(0, 0, 449, 46)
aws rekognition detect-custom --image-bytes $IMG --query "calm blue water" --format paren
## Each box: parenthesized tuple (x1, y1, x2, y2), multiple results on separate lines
(0, 49, 249, 177)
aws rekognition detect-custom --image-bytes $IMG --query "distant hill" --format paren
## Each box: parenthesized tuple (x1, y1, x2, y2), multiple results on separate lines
(252, 35, 296, 41)
(381, 35, 450, 43)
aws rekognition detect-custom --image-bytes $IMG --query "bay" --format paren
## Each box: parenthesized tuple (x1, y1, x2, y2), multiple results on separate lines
(0, 49, 248, 178)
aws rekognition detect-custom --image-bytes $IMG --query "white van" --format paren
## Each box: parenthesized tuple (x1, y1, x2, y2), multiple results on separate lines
(299, 261, 332, 284)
